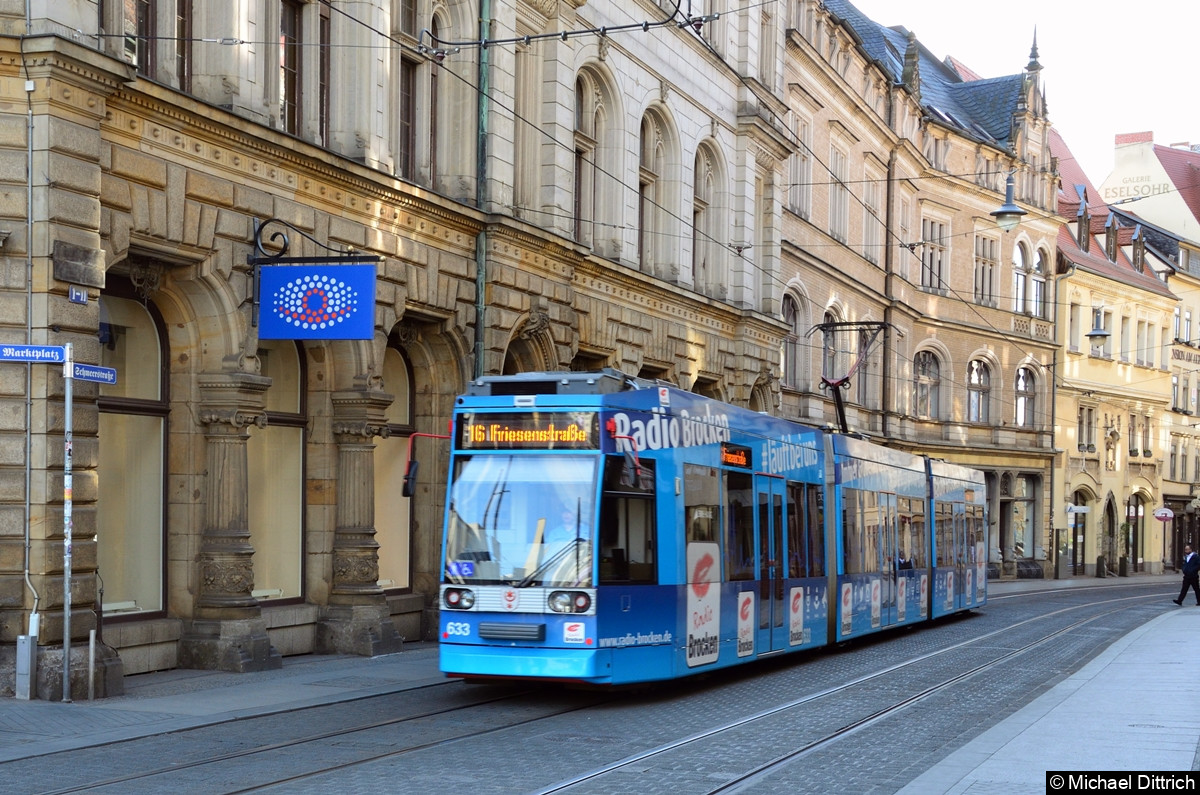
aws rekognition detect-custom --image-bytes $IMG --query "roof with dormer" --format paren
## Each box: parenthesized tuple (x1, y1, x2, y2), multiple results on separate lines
(1051, 127, 1175, 299)
(822, 0, 1029, 149)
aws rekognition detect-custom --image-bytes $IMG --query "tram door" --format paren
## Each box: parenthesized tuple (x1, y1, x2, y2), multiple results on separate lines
(755, 474, 788, 652)
(879, 493, 898, 625)
(953, 503, 968, 610)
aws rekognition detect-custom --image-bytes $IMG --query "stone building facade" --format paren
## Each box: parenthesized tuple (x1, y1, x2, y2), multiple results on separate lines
(0, 1, 788, 698)
(780, 1, 1060, 578)
(0, 0, 1068, 699)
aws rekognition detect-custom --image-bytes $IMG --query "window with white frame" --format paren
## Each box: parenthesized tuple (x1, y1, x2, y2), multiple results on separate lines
(974, 234, 997, 306)
(1015, 366, 1036, 427)
(967, 360, 990, 423)
(921, 218, 946, 291)
(913, 350, 940, 419)
(863, 166, 883, 264)
(830, 146, 849, 243)
(1031, 250, 1048, 318)
(789, 117, 812, 218)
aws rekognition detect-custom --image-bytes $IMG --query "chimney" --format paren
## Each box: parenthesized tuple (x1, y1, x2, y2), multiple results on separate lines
(1115, 131, 1154, 146)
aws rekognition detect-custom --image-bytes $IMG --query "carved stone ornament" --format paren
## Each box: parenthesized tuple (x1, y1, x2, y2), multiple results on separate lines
(127, 255, 164, 299)
(333, 551, 380, 583)
(518, 310, 551, 340)
(332, 420, 390, 440)
(201, 560, 254, 594)
(199, 408, 268, 429)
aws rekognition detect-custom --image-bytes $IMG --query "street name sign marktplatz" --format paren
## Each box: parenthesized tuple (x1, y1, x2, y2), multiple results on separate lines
(1, 342, 117, 701)
(0, 344, 65, 363)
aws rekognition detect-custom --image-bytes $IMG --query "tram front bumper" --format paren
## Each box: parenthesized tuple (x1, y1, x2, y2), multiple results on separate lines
(440, 644, 612, 682)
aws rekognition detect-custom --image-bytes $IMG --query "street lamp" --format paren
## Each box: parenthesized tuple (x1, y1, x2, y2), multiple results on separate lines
(990, 171, 1027, 232)
(1086, 307, 1110, 343)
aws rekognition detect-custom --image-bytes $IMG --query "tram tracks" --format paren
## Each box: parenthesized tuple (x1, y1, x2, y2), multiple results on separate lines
(536, 592, 1162, 795)
(25, 590, 1164, 793)
(36, 685, 607, 794)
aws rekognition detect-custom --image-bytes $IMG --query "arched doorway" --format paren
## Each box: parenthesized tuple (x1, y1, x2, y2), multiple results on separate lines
(1102, 498, 1119, 575)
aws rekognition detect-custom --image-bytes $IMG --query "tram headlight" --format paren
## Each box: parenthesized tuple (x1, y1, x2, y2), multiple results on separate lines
(443, 588, 475, 610)
(548, 590, 591, 614)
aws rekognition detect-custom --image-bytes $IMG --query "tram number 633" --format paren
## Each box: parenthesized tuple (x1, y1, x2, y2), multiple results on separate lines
(445, 621, 471, 637)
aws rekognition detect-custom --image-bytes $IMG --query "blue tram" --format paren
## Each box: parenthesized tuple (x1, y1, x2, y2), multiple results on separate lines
(436, 370, 987, 685)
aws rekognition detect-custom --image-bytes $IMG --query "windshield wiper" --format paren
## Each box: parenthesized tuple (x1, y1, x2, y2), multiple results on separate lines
(516, 538, 585, 588)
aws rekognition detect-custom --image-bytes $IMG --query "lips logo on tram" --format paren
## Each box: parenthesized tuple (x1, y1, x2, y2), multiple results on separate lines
(739, 597, 752, 621)
(792, 591, 803, 614)
(691, 553, 715, 597)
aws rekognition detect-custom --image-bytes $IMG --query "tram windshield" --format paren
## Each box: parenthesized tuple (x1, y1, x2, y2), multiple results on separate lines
(444, 454, 597, 587)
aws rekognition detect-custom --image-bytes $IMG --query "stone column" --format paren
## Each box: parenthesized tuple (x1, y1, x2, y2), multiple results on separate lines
(179, 373, 281, 672)
(317, 389, 403, 656)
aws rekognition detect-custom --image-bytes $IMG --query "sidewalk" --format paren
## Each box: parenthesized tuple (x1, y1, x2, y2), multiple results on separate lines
(0, 643, 445, 764)
(902, 573, 1200, 793)
(0, 575, 1193, 792)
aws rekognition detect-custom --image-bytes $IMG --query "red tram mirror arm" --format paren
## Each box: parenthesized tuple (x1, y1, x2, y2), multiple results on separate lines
(605, 418, 642, 477)
(402, 424, 452, 498)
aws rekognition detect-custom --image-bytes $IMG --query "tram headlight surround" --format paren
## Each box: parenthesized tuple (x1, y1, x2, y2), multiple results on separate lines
(444, 588, 475, 610)
(548, 590, 591, 614)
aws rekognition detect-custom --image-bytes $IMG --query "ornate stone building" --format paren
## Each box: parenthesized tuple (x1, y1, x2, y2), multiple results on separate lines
(0, 1, 789, 698)
(780, 1, 1061, 578)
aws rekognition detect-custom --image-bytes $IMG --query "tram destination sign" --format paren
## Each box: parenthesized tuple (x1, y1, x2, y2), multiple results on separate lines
(457, 411, 599, 450)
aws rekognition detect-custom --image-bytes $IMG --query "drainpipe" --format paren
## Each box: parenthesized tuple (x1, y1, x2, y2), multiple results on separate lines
(21, 27, 42, 629)
(1051, 261, 1078, 577)
(472, 0, 491, 380)
(882, 144, 897, 439)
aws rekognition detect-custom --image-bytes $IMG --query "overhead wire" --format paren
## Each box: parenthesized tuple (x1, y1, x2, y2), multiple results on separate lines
(118, 2, 1197, 405)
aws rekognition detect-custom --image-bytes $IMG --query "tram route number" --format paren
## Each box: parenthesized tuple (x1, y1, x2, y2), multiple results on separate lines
(445, 621, 471, 637)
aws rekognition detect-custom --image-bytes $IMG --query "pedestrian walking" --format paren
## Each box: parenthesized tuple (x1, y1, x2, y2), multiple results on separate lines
(1174, 544, 1200, 605)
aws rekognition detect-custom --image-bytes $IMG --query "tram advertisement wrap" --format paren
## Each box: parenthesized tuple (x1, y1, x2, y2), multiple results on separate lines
(686, 542, 721, 667)
(788, 587, 805, 646)
(737, 592, 754, 657)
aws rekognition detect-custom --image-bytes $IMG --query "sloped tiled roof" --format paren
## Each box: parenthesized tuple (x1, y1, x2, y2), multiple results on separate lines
(1050, 128, 1175, 299)
(822, 0, 1025, 149)
(1154, 144, 1200, 226)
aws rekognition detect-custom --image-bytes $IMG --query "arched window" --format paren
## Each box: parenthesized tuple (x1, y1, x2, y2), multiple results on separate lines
(914, 351, 940, 419)
(573, 75, 597, 246)
(639, 113, 664, 271)
(781, 294, 801, 388)
(1015, 366, 1036, 427)
(693, 148, 714, 293)
(248, 340, 306, 600)
(822, 310, 839, 382)
(1031, 249, 1048, 319)
(97, 288, 168, 616)
(967, 360, 990, 423)
(375, 346, 416, 590)
(1011, 242, 1029, 313)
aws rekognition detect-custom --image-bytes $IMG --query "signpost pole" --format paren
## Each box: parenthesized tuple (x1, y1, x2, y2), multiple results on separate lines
(61, 342, 73, 703)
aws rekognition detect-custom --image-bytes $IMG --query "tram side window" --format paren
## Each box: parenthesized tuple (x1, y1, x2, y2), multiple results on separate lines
(965, 505, 983, 565)
(725, 471, 754, 581)
(685, 463, 720, 544)
(599, 456, 656, 584)
(807, 484, 826, 576)
(935, 501, 955, 566)
(899, 497, 928, 568)
(843, 488, 864, 574)
(786, 482, 825, 578)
